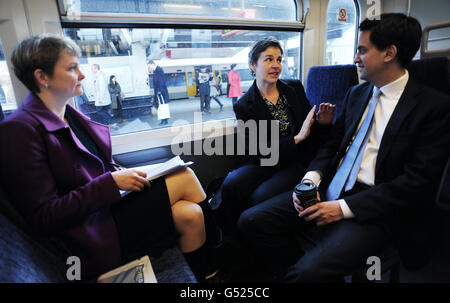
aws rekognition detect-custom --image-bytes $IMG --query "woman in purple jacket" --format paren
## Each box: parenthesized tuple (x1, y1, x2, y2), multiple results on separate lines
(0, 34, 210, 281)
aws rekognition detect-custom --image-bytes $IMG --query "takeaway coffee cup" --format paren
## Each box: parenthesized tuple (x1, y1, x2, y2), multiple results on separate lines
(294, 182, 318, 209)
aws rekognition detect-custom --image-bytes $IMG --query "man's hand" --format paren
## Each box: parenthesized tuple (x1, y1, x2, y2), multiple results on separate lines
(292, 188, 320, 214)
(299, 201, 344, 227)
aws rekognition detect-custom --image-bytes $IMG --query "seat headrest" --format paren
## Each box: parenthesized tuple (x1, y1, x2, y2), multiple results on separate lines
(407, 57, 450, 96)
(306, 65, 359, 105)
(306, 65, 359, 123)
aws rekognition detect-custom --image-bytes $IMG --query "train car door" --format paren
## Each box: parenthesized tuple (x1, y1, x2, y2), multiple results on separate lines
(186, 66, 196, 97)
(162, 66, 187, 99)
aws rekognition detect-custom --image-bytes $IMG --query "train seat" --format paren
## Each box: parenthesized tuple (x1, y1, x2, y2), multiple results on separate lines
(0, 186, 196, 283)
(408, 56, 450, 209)
(407, 56, 450, 96)
(0, 187, 66, 282)
(305, 64, 359, 122)
(75, 95, 154, 121)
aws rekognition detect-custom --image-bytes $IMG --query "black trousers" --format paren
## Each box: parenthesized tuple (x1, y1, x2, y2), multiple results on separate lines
(237, 187, 391, 282)
(219, 163, 302, 235)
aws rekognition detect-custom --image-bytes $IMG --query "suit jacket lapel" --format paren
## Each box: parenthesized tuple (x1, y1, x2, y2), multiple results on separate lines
(375, 79, 421, 174)
(340, 83, 374, 152)
(247, 81, 272, 121)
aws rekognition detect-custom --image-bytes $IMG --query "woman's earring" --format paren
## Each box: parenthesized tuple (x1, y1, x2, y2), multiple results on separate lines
(45, 83, 48, 89)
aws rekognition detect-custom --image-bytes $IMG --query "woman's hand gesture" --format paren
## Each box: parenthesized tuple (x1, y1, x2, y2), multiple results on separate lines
(294, 105, 316, 144)
(316, 102, 336, 125)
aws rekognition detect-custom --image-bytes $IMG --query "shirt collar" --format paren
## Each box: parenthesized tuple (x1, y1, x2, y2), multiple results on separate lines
(378, 69, 409, 101)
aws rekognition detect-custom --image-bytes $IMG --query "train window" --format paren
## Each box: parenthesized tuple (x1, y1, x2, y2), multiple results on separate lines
(0, 37, 17, 116)
(60, 1, 304, 154)
(237, 69, 254, 82)
(63, 27, 302, 138)
(427, 27, 450, 51)
(72, 0, 298, 22)
(325, 0, 358, 65)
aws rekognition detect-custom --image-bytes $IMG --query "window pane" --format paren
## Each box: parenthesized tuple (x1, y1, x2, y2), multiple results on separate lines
(0, 37, 17, 119)
(427, 27, 450, 52)
(63, 27, 301, 136)
(75, 0, 297, 21)
(325, 0, 357, 65)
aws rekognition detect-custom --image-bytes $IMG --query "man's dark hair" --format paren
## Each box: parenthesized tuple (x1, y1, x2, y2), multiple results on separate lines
(359, 13, 422, 68)
(248, 37, 283, 76)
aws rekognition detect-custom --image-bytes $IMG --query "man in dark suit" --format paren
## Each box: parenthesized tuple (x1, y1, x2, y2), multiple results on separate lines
(148, 60, 170, 125)
(236, 13, 450, 282)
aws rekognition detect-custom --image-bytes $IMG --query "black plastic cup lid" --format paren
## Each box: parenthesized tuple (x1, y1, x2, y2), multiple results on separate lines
(295, 182, 317, 194)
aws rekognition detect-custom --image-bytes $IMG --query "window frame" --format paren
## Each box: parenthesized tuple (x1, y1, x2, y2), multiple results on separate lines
(58, 1, 306, 155)
(324, 0, 360, 65)
(353, 0, 361, 57)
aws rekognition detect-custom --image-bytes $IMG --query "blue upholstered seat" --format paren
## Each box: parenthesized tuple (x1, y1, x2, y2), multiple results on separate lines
(305, 64, 359, 122)
(0, 209, 67, 282)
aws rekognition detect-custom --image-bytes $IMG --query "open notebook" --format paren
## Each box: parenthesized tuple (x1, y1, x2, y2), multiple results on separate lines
(119, 156, 193, 197)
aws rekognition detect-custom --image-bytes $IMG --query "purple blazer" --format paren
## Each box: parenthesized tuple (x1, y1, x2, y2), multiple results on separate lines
(0, 93, 123, 276)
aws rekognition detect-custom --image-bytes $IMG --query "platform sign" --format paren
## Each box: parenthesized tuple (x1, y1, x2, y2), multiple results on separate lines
(338, 8, 347, 22)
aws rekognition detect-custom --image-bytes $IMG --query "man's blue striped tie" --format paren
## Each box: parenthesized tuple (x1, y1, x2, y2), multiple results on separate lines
(326, 88, 381, 201)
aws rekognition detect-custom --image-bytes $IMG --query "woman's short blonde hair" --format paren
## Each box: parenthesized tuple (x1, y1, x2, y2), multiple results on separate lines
(11, 34, 81, 93)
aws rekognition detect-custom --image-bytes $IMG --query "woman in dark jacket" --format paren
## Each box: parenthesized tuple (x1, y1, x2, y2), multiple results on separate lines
(108, 75, 123, 123)
(219, 37, 336, 234)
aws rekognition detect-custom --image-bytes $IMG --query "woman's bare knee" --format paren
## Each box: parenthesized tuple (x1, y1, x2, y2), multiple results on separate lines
(166, 168, 205, 204)
(172, 202, 204, 233)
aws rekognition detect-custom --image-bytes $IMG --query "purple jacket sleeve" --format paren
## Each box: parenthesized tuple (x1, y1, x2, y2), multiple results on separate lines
(0, 119, 121, 234)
